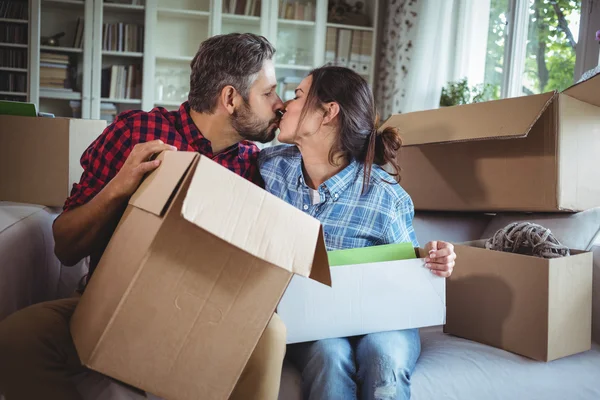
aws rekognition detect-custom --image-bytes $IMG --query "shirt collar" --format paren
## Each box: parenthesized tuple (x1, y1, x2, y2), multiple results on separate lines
(295, 153, 361, 200)
(322, 160, 360, 199)
(178, 101, 240, 158)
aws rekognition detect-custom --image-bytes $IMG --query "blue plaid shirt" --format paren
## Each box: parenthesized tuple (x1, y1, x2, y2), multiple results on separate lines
(258, 145, 419, 251)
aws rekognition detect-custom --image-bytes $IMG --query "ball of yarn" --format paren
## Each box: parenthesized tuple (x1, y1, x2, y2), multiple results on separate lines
(485, 222, 570, 259)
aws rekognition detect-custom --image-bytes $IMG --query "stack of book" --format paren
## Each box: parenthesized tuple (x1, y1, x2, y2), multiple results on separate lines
(278, 0, 315, 21)
(222, 0, 261, 16)
(102, 22, 144, 52)
(101, 64, 142, 99)
(40, 52, 71, 90)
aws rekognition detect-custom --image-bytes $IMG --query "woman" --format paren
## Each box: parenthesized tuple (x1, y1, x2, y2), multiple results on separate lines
(258, 66, 456, 400)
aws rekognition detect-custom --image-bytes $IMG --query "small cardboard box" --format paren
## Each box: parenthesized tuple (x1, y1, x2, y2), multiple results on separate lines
(278, 243, 446, 344)
(0, 115, 106, 207)
(445, 240, 593, 361)
(381, 74, 600, 212)
(70, 151, 331, 400)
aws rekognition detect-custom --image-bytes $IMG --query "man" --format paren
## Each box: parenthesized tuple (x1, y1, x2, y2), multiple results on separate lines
(0, 33, 286, 400)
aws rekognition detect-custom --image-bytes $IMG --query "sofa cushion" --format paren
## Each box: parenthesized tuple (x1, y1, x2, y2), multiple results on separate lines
(481, 207, 600, 250)
(411, 326, 600, 400)
(278, 326, 600, 400)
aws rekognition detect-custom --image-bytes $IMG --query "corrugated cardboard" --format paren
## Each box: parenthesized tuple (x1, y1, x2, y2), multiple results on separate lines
(278, 247, 445, 344)
(381, 74, 600, 212)
(0, 115, 106, 207)
(445, 240, 593, 361)
(70, 151, 331, 400)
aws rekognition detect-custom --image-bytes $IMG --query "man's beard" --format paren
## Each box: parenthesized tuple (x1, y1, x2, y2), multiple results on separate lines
(231, 102, 278, 144)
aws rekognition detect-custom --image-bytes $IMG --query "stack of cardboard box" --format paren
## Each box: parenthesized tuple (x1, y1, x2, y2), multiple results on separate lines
(380, 74, 600, 362)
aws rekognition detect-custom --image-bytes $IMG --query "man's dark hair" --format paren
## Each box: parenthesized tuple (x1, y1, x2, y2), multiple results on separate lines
(188, 33, 276, 113)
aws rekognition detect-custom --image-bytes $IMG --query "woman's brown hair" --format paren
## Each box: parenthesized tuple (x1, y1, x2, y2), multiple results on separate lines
(298, 65, 402, 193)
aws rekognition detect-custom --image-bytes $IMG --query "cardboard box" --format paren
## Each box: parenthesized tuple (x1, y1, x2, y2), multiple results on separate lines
(70, 151, 332, 400)
(278, 243, 446, 344)
(381, 74, 600, 212)
(445, 240, 593, 361)
(0, 115, 106, 207)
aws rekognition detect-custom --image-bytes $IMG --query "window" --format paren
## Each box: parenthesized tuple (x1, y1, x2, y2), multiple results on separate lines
(479, 0, 585, 99)
(522, 0, 581, 95)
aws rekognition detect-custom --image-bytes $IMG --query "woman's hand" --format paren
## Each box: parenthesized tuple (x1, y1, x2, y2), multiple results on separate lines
(424, 241, 456, 278)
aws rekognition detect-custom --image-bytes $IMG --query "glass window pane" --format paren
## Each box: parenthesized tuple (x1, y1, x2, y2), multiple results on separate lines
(522, 0, 581, 95)
(483, 0, 510, 99)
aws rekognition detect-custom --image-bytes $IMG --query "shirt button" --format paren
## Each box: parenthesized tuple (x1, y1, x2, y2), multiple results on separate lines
(334, 193, 339, 199)
(303, 204, 309, 210)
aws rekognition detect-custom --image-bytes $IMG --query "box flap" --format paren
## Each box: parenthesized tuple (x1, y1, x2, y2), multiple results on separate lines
(562, 72, 600, 108)
(129, 151, 197, 216)
(181, 155, 331, 286)
(380, 92, 555, 146)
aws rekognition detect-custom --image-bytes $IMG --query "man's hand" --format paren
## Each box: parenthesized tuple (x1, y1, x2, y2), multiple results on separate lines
(53, 140, 176, 266)
(424, 241, 456, 278)
(107, 140, 177, 200)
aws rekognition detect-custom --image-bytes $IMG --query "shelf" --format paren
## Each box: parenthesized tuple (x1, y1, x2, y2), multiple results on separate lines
(157, 8, 210, 19)
(0, 91, 27, 96)
(0, 42, 27, 48)
(222, 14, 260, 22)
(39, 89, 81, 100)
(275, 64, 313, 71)
(102, 51, 143, 58)
(103, 3, 145, 12)
(326, 23, 374, 31)
(41, 45, 83, 53)
(101, 97, 142, 104)
(278, 19, 315, 27)
(154, 100, 181, 107)
(42, 0, 85, 7)
(0, 67, 27, 73)
(0, 18, 28, 24)
(156, 55, 193, 62)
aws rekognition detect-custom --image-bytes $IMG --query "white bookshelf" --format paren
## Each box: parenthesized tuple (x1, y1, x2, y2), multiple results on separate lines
(18, 0, 378, 119)
(27, 0, 92, 117)
(157, 8, 210, 18)
(102, 50, 143, 57)
(103, 2, 144, 11)
(39, 88, 82, 100)
(40, 45, 82, 52)
(0, 66, 27, 72)
(43, 0, 85, 6)
(0, 90, 27, 96)
(0, 0, 29, 101)
(0, 17, 28, 23)
(0, 42, 27, 48)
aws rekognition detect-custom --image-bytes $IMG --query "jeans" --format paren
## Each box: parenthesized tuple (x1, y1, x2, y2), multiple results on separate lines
(287, 329, 421, 400)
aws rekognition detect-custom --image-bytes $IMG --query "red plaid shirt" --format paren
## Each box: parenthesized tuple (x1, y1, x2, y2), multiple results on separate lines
(64, 101, 262, 211)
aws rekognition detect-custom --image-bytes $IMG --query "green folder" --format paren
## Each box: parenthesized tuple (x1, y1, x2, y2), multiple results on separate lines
(327, 242, 417, 267)
(0, 100, 37, 117)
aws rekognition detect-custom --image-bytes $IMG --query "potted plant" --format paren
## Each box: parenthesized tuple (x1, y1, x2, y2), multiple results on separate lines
(439, 78, 499, 107)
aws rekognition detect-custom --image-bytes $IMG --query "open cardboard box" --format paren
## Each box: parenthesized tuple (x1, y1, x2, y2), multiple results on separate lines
(445, 240, 593, 361)
(70, 151, 332, 400)
(381, 74, 600, 212)
(0, 115, 106, 207)
(277, 243, 446, 344)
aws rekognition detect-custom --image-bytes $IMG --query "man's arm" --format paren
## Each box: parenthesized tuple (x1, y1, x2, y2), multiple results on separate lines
(53, 139, 176, 266)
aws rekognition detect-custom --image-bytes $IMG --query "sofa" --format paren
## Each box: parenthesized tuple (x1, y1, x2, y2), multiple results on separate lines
(1, 201, 599, 399)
